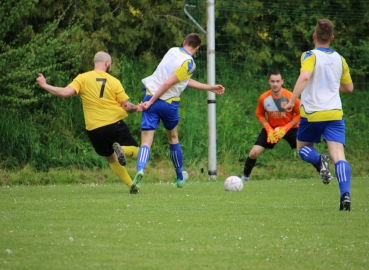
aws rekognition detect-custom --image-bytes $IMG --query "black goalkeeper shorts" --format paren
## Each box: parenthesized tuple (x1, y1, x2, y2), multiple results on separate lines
(254, 128, 297, 149)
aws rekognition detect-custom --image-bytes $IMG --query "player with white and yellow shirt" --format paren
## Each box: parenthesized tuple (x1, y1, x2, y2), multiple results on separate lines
(131, 33, 225, 193)
(284, 19, 354, 211)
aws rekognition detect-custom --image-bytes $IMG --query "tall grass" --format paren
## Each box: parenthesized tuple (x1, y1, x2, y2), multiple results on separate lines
(1, 56, 368, 179)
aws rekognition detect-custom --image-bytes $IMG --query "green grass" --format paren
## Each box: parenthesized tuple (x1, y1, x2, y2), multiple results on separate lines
(1, 176, 368, 270)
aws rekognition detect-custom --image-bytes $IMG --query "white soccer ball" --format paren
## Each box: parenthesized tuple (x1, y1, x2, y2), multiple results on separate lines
(224, 176, 243, 191)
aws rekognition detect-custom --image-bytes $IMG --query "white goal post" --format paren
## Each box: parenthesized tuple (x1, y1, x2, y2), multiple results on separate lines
(184, 1, 217, 180)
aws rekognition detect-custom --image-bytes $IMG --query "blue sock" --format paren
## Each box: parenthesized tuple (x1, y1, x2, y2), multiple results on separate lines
(170, 143, 183, 180)
(298, 146, 320, 167)
(335, 160, 351, 197)
(136, 145, 150, 172)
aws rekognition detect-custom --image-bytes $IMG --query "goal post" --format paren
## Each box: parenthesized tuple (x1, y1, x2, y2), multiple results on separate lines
(184, 1, 217, 180)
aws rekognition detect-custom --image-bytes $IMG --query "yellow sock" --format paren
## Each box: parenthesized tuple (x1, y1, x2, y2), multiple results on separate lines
(109, 161, 132, 187)
(122, 146, 139, 160)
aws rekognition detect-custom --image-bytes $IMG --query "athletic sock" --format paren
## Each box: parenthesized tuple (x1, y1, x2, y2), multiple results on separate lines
(109, 161, 132, 187)
(122, 146, 139, 160)
(243, 157, 256, 177)
(170, 143, 183, 180)
(136, 145, 150, 172)
(335, 160, 351, 197)
(298, 146, 320, 167)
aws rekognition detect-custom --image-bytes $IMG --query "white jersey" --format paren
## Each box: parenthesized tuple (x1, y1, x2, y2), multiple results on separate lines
(142, 47, 196, 101)
(301, 49, 342, 114)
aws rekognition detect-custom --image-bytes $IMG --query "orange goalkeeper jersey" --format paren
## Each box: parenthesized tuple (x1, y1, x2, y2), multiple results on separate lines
(255, 88, 300, 129)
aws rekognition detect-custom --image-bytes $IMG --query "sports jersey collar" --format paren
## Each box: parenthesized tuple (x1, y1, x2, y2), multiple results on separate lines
(179, 47, 192, 57)
(316, 47, 334, 53)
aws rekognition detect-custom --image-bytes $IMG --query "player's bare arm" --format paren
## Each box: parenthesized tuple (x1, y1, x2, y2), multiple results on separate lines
(36, 73, 76, 98)
(187, 79, 225, 94)
(284, 70, 311, 111)
(340, 82, 354, 93)
(121, 100, 143, 112)
(141, 74, 180, 110)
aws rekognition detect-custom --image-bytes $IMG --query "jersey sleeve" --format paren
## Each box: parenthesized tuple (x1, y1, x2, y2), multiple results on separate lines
(300, 51, 315, 72)
(115, 81, 129, 104)
(255, 93, 267, 124)
(340, 56, 353, 84)
(68, 74, 83, 94)
(174, 59, 196, 81)
(292, 97, 301, 125)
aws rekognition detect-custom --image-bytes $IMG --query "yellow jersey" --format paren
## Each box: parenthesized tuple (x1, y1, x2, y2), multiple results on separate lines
(69, 71, 129, 130)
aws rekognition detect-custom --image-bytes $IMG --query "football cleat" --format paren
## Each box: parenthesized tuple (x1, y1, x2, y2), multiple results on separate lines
(130, 185, 140, 194)
(339, 193, 351, 211)
(176, 171, 189, 188)
(130, 170, 144, 194)
(112, 142, 126, 166)
(240, 175, 250, 182)
(319, 154, 331, 184)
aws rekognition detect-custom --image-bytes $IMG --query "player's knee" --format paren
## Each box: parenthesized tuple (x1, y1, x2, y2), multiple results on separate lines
(249, 149, 261, 159)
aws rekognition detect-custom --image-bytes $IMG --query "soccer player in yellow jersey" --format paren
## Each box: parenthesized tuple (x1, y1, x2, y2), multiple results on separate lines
(131, 33, 225, 192)
(36, 51, 142, 194)
(284, 19, 354, 211)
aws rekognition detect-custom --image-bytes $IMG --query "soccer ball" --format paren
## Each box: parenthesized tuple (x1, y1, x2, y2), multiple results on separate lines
(224, 176, 243, 191)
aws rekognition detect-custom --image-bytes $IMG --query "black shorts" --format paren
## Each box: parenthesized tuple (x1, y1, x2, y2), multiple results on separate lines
(254, 128, 297, 149)
(87, 120, 138, 157)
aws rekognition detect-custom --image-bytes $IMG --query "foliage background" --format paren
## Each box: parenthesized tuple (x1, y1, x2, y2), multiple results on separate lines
(0, 0, 368, 179)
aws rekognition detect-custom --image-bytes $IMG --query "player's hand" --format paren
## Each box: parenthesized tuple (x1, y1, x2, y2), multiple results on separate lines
(141, 100, 153, 110)
(264, 123, 278, 144)
(267, 131, 278, 144)
(134, 104, 143, 112)
(283, 102, 294, 112)
(210, 85, 225, 95)
(121, 100, 143, 112)
(36, 73, 47, 87)
(275, 123, 293, 139)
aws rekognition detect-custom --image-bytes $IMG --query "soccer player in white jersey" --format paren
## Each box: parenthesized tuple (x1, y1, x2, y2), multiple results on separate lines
(284, 19, 354, 211)
(128, 33, 225, 192)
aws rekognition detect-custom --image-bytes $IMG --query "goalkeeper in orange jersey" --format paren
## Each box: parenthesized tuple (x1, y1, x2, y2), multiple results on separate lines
(240, 70, 300, 182)
(36, 51, 142, 194)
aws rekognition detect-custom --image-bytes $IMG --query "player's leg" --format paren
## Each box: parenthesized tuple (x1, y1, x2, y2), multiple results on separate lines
(242, 145, 265, 181)
(241, 129, 271, 181)
(165, 126, 187, 187)
(122, 146, 139, 160)
(131, 99, 161, 192)
(324, 119, 351, 211)
(86, 124, 135, 192)
(106, 154, 133, 187)
(296, 118, 331, 183)
(131, 130, 155, 192)
(162, 101, 185, 187)
(111, 121, 139, 165)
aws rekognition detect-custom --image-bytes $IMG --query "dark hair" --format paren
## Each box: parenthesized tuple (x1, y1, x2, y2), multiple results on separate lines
(315, 19, 333, 43)
(269, 70, 283, 79)
(185, 33, 202, 48)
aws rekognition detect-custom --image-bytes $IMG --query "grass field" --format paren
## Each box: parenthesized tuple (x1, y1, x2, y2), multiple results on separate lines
(1, 176, 368, 270)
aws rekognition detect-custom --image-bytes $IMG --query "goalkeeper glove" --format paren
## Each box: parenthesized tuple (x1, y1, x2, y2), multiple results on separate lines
(275, 122, 293, 139)
(264, 123, 278, 144)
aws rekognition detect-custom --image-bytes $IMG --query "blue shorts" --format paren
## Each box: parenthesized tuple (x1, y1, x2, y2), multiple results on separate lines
(141, 95, 180, 131)
(297, 117, 346, 145)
